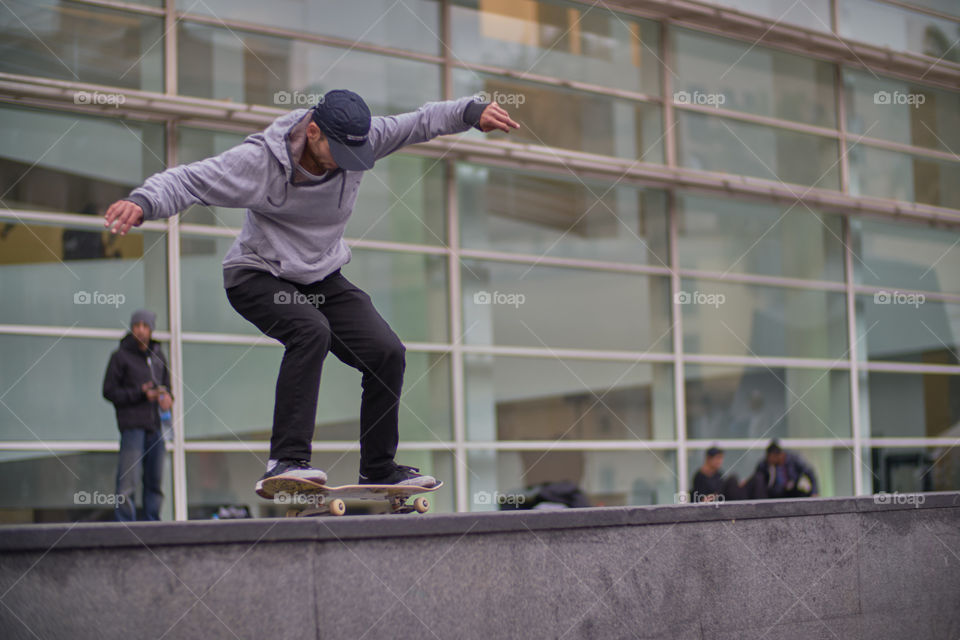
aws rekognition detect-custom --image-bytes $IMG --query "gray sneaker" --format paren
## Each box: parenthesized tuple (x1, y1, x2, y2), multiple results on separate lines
(256, 459, 327, 499)
(358, 464, 436, 488)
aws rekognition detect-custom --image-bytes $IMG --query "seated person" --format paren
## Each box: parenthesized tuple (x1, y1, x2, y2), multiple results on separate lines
(750, 440, 819, 499)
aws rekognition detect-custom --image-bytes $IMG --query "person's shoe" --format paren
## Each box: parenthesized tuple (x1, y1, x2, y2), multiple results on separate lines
(358, 464, 436, 488)
(255, 459, 327, 499)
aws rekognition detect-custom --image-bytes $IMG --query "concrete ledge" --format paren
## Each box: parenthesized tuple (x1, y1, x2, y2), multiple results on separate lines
(2, 493, 959, 639)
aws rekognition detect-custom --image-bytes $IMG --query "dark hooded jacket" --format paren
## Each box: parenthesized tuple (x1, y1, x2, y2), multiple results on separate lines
(102, 334, 171, 431)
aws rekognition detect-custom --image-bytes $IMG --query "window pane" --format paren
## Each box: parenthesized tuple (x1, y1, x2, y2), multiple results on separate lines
(0, 336, 163, 441)
(0, 0, 163, 90)
(848, 143, 960, 210)
(176, 127, 248, 228)
(858, 294, 960, 363)
(679, 278, 848, 359)
(672, 28, 836, 128)
(462, 260, 672, 352)
(844, 69, 960, 155)
(863, 372, 960, 439)
(178, 22, 441, 111)
(868, 447, 959, 494)
(853, 217, 960, 294)
(453, 69, 663, 162)
(676, 192, 845, 281)
(698, 0, 833, 31)
(0, 104, 165, 215)
(677, 112, 840, 189)
(0, 219, 168, 328)
(458, 162, 669, 265)
(178, 0, 442, 55)
(450, 0, 661, 95)
(686, 447, 853, 499)
(180, 244, 448, 343)
(467, 449, 677, 509)
(0, 451, 173, 523)
(464, 354, 674, 441)
(685, 364, 851, 440)
(181, 344, 451, 442)
(187, 450, 454, 518)
(839, 0, 960, 63)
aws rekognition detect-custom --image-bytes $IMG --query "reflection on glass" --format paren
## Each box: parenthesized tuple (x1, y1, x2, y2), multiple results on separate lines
(677, 112, 840, 189)
(0, 0, 163, 90)
(676, 192, 845, 281)
(843, 69, 960, 154)
(464, 354, 674, 441)
(450, 0, 661, 95)
(672, 27, 836, 128)
(178, 0, 441, 55)
(847, 143, 960, 210)
(868, 447, 959, 494)
(453, 69, 663, 162)
(178, 22, 441, 111)
(458, 162, 669, 264)
(685, 364, 851, 440)
(181, 344, 451, 442)
(680, 278, 848, 359)
(187, 450, 453, 517)
(467, 449, 676, 509)
(839, 0, 960, 63)
(462, 260, 672, 352)
(858, 294, 960, 363)
(852, 217, 960, 294)
(697, 0, 832, 31)
(0, 336, 164, 441)
(863, 371, 960, 439)
(685, 447, 853, 498)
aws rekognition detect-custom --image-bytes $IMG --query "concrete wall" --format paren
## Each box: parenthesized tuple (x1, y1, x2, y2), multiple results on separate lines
(1, 493, 958, 639)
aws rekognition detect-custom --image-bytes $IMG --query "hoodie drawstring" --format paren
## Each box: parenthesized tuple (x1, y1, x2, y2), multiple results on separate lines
(338, 172, 346, 208)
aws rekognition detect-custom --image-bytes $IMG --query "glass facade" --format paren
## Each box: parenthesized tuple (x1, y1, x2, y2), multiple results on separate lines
(1, 0, 959, 522)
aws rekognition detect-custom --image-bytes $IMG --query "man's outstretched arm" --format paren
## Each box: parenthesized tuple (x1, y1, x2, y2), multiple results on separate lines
(369, 97, 519, 160)
(104, 140, 270, 235)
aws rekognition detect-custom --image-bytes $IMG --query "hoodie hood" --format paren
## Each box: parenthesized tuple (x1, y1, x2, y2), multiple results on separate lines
(120, 332, 158, 354)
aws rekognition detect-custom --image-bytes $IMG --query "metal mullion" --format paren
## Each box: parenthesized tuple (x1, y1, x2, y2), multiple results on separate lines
(844, 218, 865, 495)
(66, 0, 166, 16)
(669, 190, 688, 497)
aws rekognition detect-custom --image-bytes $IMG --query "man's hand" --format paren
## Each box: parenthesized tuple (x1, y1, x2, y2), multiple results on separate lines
(142, 381, 159, 402)
(158, 392, 173, 411)
(478, 102, 520, 133)
(104, 200, 143, 236)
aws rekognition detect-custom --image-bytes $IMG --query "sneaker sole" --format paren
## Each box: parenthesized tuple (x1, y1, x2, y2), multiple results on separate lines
(256, 473, 327, 499)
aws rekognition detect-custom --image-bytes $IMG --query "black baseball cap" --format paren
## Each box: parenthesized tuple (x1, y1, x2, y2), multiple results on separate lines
(311, 89, 375, 171)
(705, 446, 724, 458)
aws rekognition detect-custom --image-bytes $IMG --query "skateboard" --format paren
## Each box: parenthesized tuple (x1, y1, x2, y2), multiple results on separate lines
(265, 477, 443, 517)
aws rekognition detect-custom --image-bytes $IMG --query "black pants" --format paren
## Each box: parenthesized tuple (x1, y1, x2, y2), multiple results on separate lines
(226, 269, 405, 477)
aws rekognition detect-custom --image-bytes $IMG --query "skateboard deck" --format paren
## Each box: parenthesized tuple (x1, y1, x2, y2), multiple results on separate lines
(263, 477, 443, 517)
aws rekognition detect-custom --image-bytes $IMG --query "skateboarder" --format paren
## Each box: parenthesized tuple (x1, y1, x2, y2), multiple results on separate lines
(103, 90, 519, 496)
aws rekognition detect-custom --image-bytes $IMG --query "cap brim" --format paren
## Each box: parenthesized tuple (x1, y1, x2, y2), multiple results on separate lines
(328, 138, 375, 171)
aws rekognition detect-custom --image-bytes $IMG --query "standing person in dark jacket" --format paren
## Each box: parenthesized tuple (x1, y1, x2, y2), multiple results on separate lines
(751, 440, 819, 498)
(102, 310, 173, 521)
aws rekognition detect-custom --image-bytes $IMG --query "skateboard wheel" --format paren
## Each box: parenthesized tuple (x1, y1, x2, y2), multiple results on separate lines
(413, 497, 429, 513)
(329, 499, 346, 516)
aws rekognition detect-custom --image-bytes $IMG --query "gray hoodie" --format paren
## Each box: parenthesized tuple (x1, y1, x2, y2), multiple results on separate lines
(126, 96, 485, 287)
